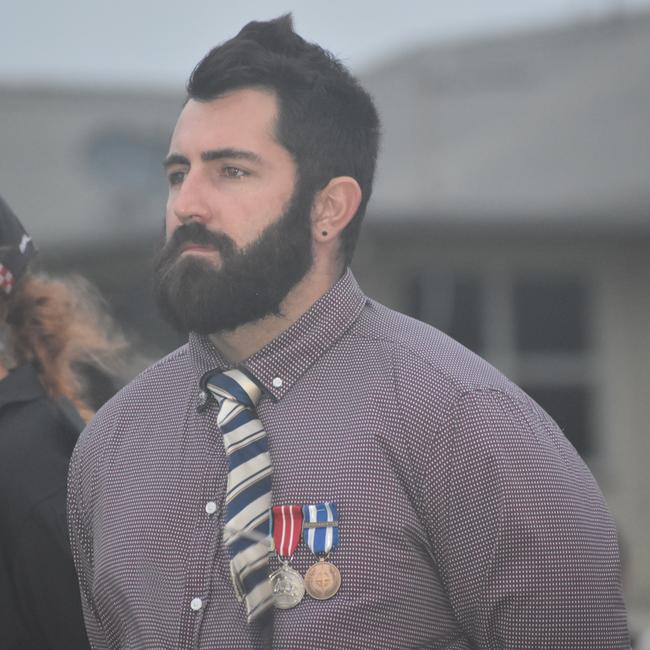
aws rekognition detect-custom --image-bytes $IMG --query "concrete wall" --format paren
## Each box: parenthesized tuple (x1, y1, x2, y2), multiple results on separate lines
(0, 85, 181, 246)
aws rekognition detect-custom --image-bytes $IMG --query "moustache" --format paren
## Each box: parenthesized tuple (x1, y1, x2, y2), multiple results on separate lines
(161, 222, 236, 261)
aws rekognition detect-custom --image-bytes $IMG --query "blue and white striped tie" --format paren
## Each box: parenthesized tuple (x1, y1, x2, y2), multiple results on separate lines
(206, 369, 274, 622)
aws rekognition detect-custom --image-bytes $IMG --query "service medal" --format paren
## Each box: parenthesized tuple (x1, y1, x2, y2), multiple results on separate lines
(304, 558, 342, 600)
(302, 502, 341, 600)
(271, 505, 304, 609)
(270, 564, 305, 609)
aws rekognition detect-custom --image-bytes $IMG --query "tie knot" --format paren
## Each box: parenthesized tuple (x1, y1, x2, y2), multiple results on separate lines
(206, 369, 263, 408)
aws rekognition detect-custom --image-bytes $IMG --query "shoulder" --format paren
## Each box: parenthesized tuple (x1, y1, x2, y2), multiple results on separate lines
(344, 299, 569, 460)
(0, 395, 72, 469)
(349, 298, 521, 400)
(72, 343, 191, 467)
(119, 342, 192, 401)
(99, 342, 189, 405)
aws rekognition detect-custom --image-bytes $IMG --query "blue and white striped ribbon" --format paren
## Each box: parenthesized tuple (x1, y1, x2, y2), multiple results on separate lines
(302, 502, 339, 557)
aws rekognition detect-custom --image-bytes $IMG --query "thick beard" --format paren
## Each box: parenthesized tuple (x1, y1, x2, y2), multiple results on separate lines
(153, 184, 314, 335)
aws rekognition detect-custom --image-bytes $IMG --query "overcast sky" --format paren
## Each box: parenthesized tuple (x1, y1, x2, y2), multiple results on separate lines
(1, 0, 649, 86)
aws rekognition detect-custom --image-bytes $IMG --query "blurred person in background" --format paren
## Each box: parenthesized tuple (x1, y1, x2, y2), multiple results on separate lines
(0, 196, 125, 649)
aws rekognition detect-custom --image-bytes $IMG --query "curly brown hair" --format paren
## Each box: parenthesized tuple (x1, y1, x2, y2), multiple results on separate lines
(3, 273, 126, 421)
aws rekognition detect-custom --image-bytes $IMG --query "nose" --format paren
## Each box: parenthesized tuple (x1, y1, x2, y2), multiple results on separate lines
(169, 170, 211, 226)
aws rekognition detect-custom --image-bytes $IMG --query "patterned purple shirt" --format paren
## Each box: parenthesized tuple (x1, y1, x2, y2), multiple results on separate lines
(68, 270, 629, 649)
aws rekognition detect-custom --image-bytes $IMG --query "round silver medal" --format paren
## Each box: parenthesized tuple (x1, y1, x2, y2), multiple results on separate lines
(270, 564, 305, 609)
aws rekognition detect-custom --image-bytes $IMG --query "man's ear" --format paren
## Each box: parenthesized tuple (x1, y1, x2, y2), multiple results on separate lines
(311, 176, 362, 242)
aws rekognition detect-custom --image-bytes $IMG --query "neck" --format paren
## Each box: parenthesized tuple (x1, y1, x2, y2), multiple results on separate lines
(209, 259, 343, 364)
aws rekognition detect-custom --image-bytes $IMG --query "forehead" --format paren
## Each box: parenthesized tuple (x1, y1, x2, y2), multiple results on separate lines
(170, 88, 281, 153)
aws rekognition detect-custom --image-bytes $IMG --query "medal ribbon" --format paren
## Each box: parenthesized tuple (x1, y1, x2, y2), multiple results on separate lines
(302, 502, 339, 557)
(272, 505, 303, 559)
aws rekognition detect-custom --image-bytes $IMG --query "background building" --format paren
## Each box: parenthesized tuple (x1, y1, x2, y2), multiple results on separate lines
(357, 11, 650, 632)
(1, 7, 648, 635)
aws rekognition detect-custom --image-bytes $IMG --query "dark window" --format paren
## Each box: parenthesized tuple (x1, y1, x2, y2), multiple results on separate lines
(410, 273, 483, 353)
(514, 276, 589, 353)
(85, 128, 168, 192)
(522, 385, 592, 457)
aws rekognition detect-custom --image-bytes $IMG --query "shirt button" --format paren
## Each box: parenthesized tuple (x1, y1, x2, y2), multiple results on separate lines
(190, 597, 203, 612)
(205, 501, 217, 515)
(272, 377, 283, 388)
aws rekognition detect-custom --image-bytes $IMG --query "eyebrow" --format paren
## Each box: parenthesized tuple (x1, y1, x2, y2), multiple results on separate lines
(162, 153, 189, 169)
(162, 148, 262, 169)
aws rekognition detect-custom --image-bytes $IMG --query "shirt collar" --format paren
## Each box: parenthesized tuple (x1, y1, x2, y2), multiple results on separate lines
(0, 363, 46, 410)
(189, 268, 367, 402)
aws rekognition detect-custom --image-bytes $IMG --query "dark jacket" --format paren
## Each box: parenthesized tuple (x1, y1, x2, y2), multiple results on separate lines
(0, 364, 89, 650)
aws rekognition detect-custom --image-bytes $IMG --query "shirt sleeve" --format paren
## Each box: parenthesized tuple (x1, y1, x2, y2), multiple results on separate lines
(420, 388, 630, 649)
(67, 438, 109, 650)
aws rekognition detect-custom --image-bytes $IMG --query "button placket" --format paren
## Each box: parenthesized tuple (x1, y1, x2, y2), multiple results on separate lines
(181, 394, 223, 646)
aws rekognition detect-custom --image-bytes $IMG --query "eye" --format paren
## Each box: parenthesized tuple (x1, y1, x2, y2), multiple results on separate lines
(223, 166, 247, 178)
(167, 170, 186, 186)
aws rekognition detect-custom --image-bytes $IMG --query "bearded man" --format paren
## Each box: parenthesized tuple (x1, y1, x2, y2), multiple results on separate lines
(68, 15, 630, 650)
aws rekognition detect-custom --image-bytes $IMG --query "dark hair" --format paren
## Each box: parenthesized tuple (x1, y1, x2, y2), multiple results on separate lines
(187, 14, 380, 266)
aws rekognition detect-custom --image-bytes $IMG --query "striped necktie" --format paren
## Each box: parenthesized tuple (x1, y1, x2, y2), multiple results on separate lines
(206, 368, 274, 622)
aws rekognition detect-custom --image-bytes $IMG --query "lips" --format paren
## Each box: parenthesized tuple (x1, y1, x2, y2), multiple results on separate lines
(180, 243, 216, 255)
